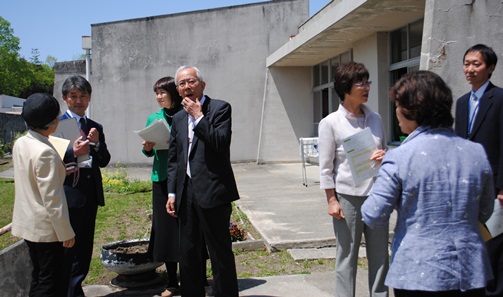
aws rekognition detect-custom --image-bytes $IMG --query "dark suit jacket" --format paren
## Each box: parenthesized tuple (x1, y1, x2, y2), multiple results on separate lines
(167, 96, 240, 210)
(455, 82, 503, 191)
(59, 113, 111, 206)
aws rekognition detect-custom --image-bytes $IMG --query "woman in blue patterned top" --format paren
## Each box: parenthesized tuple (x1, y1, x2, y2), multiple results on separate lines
(362, 71, 494, 297)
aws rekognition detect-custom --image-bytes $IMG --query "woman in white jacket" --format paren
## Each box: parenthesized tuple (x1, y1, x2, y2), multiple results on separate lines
(12, 93, 75, 297)
(318, 62, 389, 297)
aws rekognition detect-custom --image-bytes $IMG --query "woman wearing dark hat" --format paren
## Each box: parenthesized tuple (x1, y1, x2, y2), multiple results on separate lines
(11, 93, 75, 297)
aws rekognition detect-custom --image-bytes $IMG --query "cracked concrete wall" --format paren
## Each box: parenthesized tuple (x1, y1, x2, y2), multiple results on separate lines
(421, 0, 503, 104)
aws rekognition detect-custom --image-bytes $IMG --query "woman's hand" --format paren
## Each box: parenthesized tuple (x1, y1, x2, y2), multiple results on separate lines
(325, 189, 345, 219)
(328, 199, 345, 219)
(62, 237, 75, 248)
(370, 148, 386, 162)
(142, 141, 155, 152)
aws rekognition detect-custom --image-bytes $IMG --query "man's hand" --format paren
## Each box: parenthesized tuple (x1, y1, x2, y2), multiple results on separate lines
(183, 97, 203, 120)
(73, 136, 90, 156)
(87, 127, 99, 144)
(498, 189, 503, 206)
(166, 195, 177, 218)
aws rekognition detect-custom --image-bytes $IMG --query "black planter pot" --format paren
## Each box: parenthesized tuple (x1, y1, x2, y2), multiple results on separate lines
(101, 238, 164, 288)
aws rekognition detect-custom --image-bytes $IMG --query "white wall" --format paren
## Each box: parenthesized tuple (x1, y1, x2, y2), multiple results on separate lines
(258, 66, 312, 163)
(88, 0, 309, 165)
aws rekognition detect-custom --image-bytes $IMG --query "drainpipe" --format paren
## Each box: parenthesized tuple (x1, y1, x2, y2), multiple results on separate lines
(256, 68, 269, 164)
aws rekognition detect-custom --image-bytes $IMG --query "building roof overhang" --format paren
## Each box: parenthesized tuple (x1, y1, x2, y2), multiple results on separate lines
(267, 0, 426, 67)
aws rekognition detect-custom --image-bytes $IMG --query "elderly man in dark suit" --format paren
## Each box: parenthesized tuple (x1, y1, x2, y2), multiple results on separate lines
(455, 44, 503, 208)
(59, 75, 111, 297)
(167, 66, 239, 297)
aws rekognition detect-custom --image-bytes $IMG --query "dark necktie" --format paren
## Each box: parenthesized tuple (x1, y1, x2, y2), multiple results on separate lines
(80, 117, 89, 136)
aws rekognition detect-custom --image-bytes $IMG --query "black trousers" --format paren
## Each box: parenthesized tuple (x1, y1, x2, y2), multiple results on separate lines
(26, 240, 65, 297)
(178, 176, 238, 297)
(63, 170, 98, 297)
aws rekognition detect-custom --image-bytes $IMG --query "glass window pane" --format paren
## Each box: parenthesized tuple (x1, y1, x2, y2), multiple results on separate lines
(313, 90, 322, 124)
(322, 88, 329, 118)
(331, 59, 339, 84)
(409, 20, 423, 59)
(321, 61, 329, 84)
(391, 27, 407, 63)
(390, 68, 409, 142)
(313, 65, 320, 86)
(332, 87, 339, 110)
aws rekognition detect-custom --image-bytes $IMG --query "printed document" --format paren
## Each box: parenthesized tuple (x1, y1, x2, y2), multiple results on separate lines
(134, 118, 171, 150)
(486, 200, 503, 237)
(341, 127, 379, 184)
(53, 117, 81, 148)
(48, 136, 71, 160)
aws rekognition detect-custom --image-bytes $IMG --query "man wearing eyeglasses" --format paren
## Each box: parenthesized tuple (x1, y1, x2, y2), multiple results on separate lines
(166, 66, 239, 297)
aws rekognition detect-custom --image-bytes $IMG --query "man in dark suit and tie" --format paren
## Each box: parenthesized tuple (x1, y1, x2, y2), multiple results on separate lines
(59, 75, 111, 297)
(167, 66, 239, 297)
(455, 44, 503, 219)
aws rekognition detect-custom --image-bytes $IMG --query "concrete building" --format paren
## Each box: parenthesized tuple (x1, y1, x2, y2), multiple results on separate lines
(0, 95, 26, 145)
(53, 0, 503, 165)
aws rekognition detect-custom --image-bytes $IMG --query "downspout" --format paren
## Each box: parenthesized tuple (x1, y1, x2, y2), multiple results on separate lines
(256, 68, 269, 164)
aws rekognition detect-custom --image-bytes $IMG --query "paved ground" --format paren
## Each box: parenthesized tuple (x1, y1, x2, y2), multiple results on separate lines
(1, 162, 395, 296)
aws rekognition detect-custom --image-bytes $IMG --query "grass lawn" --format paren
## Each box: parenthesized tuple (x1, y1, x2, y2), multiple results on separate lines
(1, 163, 335, 286)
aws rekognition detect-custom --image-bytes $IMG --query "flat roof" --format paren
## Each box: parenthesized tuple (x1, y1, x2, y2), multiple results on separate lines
(267, 0, 426, 67)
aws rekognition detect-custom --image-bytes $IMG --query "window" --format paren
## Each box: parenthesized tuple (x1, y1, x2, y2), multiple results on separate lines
(389, 19, 423, 143)
(311, 50, 352, 136)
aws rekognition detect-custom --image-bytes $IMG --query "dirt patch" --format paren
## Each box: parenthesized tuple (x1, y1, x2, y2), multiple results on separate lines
(109, 243, 149, 254)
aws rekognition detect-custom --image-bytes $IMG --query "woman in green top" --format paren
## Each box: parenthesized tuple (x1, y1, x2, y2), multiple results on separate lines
(142, 76, 182, 297)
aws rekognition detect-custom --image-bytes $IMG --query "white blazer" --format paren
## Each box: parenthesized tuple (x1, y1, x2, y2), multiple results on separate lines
(11, 130, 74, 242)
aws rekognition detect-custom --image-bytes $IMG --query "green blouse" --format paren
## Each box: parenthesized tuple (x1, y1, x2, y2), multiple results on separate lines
(142, 108, 178, 182)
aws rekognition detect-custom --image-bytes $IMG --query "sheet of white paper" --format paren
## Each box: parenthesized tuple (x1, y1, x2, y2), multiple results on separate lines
(48, 136, 71, 160)
(134, 118, 171, 150)
(341, 127, 379, 184)
(485, 200, 503, 237)
(53, 117, 81, 148)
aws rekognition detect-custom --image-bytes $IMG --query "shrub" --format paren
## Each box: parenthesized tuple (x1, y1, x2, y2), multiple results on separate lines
(102, 167, 151, 193)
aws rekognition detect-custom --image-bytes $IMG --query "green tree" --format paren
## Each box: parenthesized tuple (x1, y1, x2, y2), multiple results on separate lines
(0, 17, 54, 97)
(45, 55, 57, 68)
(0, 16, 20, 53)
(30, 48, 41, 65)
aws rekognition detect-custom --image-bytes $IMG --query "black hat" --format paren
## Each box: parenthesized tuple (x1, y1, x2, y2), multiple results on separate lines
(22, 93, 60, 129)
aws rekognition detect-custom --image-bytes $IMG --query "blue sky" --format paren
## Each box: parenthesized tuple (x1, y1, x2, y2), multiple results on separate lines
(1, 0, 328, 63)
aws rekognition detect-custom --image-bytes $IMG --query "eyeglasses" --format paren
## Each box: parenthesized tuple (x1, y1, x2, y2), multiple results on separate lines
(178, 79, 199, 88)
(354, 81, 372, 88)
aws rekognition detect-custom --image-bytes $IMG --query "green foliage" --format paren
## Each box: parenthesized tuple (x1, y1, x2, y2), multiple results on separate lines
(0, 17, 20, 52)
(0, 132, 23, 159)
(0, 16, 55, 98)
(102, 167, 152, 193)
(45, 55, 57, 68)
(0, 178, 17, 249)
